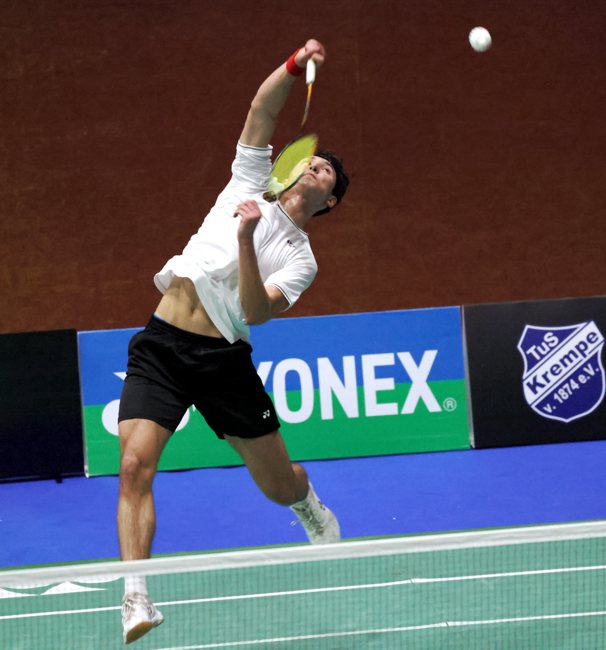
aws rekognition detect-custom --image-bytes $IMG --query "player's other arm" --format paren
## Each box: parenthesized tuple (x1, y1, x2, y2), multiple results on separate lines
(239, 39, 326, 149)
(235, 200, 289, 325)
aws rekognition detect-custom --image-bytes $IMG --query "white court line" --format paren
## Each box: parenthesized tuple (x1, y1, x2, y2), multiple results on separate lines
(411, 563, 606, 584)
(156, 563, 606, 605)
(151, 611, 606, 649)
(2, 563, 606, 621)
(0, 604, 120, 621)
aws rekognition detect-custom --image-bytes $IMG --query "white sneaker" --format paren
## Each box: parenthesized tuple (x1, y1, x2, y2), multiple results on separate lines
(290, 483, 340, 544)
(122, 592, 164, 644)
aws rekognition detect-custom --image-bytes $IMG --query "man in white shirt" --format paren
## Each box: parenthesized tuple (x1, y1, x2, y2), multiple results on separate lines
(117, 39, 349, 644)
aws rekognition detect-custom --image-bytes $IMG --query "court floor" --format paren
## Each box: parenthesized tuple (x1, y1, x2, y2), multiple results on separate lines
(2, 523, 606, 649)
(3, 440, 606, 569)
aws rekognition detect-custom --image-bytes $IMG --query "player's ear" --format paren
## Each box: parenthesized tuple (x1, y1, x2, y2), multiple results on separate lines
(326, 195, 337, 210)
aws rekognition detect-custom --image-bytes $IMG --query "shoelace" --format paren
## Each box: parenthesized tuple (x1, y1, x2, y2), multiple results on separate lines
(292, 501, 326, 533)
(122, 594, 153, 622)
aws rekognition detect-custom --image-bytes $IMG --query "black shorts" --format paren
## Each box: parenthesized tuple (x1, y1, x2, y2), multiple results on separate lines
(118, 316, 280, 438)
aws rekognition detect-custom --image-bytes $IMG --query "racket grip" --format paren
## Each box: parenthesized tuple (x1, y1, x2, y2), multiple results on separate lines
(306, 59, 316, 85)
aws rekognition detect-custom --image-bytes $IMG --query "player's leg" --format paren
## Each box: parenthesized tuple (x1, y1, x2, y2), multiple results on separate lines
(225, 431, 340, 544)
(224, 430, 307, 503)
(118, 418, 172, 561)
(118, 417, 171, 644)
(117, 316, 190, 562)
(116, 317, 192, 644)
(197, 338, 340, 545)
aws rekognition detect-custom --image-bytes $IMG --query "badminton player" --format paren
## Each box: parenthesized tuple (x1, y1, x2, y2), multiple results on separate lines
(117, 39, 350, 644)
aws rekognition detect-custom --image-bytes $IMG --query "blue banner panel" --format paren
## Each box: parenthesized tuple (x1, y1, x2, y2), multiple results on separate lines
(250, 307, 466, 391)
(79, 307, 470, 476)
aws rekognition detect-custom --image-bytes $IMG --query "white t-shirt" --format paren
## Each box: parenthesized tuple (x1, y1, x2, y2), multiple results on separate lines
(154, 143, 318, 343)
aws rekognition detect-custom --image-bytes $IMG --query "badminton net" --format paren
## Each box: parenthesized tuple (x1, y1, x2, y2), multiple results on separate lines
(2, 520, 606, 649)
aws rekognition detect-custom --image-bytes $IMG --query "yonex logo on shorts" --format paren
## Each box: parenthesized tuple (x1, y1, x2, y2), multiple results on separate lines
(518, 321, 605, 423)
(262, 410, 271, 419)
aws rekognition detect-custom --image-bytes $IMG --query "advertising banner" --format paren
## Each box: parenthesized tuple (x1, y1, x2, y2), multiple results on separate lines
(79, 307, 469, 476)
(463, 296, 606, 448)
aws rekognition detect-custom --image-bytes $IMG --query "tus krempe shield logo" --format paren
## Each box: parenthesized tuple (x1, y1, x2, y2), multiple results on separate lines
(517, 322, 605, 423)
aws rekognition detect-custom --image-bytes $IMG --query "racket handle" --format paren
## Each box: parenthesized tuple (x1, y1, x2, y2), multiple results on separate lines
(306, 59, 316, 85)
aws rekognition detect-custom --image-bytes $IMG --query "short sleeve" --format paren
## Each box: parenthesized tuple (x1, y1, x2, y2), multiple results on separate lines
(265, 261, 318, 309)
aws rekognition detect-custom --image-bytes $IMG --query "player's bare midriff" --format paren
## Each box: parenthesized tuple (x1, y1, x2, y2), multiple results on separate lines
(155, 277, 224, 338)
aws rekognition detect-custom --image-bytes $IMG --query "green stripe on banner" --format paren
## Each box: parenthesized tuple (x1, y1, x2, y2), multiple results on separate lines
(82, 380, 468, 476)
(283, 379, 468, 458)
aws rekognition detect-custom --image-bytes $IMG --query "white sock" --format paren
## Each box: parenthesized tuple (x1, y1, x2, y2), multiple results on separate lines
(124, 575, 148, 596)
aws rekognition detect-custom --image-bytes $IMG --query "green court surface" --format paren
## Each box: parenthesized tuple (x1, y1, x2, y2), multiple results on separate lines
(2, 522, 606, 649)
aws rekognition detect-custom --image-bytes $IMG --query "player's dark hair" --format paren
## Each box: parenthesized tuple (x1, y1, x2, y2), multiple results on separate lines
(313, 150, 350, 217)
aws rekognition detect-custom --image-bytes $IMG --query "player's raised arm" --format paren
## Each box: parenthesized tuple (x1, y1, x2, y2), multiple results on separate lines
(239, 39, 325, 149)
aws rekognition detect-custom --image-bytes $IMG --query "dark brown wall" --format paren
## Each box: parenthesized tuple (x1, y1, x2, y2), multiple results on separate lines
(2, 0, 605, 333)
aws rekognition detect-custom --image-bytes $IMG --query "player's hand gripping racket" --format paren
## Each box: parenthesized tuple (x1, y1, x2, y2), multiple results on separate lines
(263, 60, 318, 202)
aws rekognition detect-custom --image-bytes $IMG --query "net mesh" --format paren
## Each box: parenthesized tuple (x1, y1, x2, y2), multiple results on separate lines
(2, 521, 606, 649)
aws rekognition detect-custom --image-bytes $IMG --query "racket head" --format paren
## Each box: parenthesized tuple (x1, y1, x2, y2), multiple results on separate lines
(264, 133, 318, 202)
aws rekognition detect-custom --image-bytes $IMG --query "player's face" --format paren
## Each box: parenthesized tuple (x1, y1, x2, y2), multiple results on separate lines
(295, 156, 338, 213)
(300, 156, 337, 196)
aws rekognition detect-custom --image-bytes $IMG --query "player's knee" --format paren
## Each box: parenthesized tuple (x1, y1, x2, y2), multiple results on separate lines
(119, 451, 155, 492)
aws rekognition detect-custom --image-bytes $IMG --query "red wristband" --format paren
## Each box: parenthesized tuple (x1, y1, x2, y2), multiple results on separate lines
(285, 49, 304, 77)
